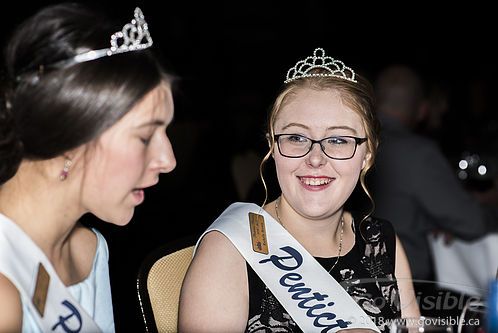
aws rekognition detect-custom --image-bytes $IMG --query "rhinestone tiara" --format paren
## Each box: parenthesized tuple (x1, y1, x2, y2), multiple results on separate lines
(285, 48, 357, 84)
(50, 7, 153, 69)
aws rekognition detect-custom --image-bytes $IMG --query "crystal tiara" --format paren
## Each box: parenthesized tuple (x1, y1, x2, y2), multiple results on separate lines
(285, 48, 357, 84)
(50, 7, 153, 69)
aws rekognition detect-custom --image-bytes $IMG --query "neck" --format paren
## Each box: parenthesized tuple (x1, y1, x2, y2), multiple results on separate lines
(272, 196, 347, 257)
(0, 160, 83, 262)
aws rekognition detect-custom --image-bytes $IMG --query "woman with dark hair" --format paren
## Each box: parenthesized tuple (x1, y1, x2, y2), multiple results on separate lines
(179, 48, 420, 332)
(0, 3, 176, 332)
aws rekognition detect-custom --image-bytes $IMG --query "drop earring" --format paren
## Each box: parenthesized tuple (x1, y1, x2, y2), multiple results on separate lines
(59, 158, 72, 181)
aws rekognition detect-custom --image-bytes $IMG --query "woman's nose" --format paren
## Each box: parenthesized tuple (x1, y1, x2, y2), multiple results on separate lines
(306, 142, 327, 168)
(151, 133, 176, 174)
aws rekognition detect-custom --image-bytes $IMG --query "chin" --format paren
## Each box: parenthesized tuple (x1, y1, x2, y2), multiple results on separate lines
(113, 217, 133, 226)
(99, 209, 135, 227)
(116, 211, 135, 226)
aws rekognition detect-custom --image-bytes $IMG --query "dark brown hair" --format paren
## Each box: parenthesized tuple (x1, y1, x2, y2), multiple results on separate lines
(0, 3, 173, 185)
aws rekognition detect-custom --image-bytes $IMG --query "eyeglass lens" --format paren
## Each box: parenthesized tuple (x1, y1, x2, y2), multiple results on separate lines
(277, 134, 361, 159)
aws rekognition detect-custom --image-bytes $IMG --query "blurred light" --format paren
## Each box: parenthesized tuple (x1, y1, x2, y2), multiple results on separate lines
(478, 165, 487, 176)
(458, 170, 468, 180)
(459, 159, 469, 170)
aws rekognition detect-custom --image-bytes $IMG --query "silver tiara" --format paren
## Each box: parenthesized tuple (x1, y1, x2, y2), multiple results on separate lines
(50, 7, 153, 69)
(285, 48, 357, 84)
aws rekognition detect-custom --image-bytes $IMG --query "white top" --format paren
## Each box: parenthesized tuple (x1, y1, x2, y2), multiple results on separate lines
(19, 228, 115, 333)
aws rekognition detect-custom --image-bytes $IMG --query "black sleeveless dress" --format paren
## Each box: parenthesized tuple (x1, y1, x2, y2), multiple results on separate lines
(245, 212, 402, 333)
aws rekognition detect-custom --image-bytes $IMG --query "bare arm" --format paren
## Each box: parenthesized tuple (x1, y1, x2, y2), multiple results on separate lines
(0, 273, 22, 332)
(394, 235, 421, 318)
(178, 231, 249, 332)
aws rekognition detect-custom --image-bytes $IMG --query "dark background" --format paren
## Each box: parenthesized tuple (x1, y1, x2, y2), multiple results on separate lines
(2, 1, 497, 331)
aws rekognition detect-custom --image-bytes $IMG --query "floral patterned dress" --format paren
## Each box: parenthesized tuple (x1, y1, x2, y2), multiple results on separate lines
(245, 212, 401, 333)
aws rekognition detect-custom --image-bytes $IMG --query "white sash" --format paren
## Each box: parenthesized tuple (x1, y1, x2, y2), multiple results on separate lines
(0, 214, 102, 332)
(196, 202, 380, 332)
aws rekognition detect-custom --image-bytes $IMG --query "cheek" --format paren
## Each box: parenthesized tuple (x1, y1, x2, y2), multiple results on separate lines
(273, 154, 301, 190)
(334, 153, 366, 179)
(87, 147, 145, 191)
(336, 162, 361, 178)
(109, 152, 146, 187)
(81, 149, 145, 223)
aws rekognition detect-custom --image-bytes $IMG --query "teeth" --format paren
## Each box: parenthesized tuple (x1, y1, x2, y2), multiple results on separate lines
(300, 177, 333, 186)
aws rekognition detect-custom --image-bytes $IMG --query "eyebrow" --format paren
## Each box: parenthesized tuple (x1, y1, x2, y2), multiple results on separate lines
(281, 122, 358, 134)
(135, 120, 167, 128)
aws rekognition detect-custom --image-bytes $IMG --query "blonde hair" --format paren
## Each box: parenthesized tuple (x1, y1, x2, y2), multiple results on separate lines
(260, 73, 379, 219)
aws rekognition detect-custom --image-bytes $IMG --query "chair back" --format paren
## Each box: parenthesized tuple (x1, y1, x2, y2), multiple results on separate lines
(137, 235, 198, 333)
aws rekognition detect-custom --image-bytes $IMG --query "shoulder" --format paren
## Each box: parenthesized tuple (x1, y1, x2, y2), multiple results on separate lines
(72, 223, 98, 246)
(70, 224, 98, 254)
(191, 230, 246, 275)
(179, 231, 249, 331)
(0, 273, 22, 331)
(68, 224, 100, 278)
(395, 134, 448, 167)
(381, 129, 442, 159)
(90, 228, 109, 259)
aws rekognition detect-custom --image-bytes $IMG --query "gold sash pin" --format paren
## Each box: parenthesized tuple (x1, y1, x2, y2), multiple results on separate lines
(249, 212, 269, 254)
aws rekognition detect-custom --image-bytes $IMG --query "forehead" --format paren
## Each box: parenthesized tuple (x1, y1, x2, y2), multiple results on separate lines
(126, 83, 173, 122)
(276, 88, 364, 134)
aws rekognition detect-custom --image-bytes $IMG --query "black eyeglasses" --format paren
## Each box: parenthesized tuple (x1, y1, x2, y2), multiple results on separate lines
(274, 134, 367, 160)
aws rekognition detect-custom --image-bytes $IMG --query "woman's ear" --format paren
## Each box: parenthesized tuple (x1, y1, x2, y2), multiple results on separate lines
(362, 151, 372, 170)
(57, 145, 88, 181)
(266, 133, 275, 158)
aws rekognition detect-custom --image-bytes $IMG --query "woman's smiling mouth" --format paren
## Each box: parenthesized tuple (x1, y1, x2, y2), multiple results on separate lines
(298, 176, 334, 188)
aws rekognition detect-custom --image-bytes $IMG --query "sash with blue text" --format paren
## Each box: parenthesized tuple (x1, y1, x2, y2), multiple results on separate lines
(0, 214, 102, 332)
(195, 202, 380, 333)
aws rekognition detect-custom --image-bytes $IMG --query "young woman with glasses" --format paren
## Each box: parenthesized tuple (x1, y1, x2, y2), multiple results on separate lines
(179, 48, 420, 333)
